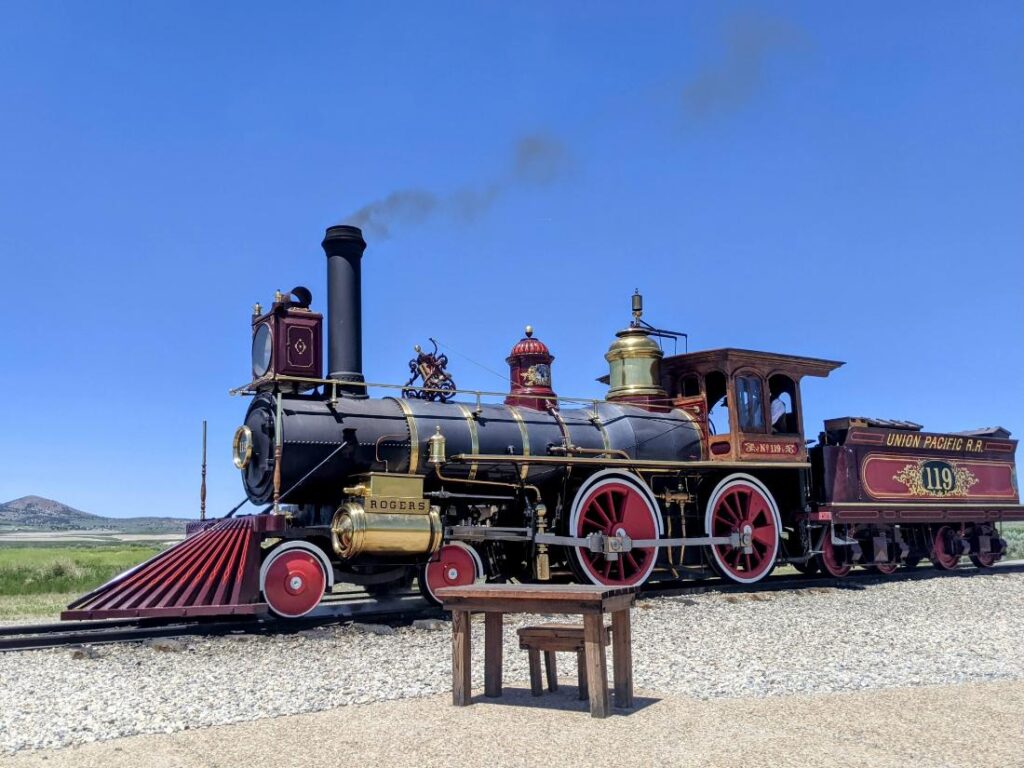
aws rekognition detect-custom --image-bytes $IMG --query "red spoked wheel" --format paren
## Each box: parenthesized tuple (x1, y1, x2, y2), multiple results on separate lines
(931, 525, 961, 570)
(419, 542, 484, 604)
(817, 528, 852, 578)
(260, 543, 330, 618)
(569, 470, 661, 587)
(704, 474, 781, 584)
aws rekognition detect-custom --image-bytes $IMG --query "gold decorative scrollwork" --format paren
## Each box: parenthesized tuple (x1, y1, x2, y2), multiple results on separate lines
(892, 459, 979, 498)
(402, 338, 456, 402)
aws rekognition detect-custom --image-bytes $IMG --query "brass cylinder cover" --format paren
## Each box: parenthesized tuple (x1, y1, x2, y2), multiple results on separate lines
(604, 327, 668, 400)
(331, 502, 442, 559)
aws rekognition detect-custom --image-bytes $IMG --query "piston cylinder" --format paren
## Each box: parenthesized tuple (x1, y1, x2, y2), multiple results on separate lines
(331, 503, 442, 559)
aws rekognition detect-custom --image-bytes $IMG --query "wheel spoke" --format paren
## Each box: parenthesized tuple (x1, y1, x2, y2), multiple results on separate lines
(716, 502, 739, 525)
(603, 490, 620, 524)
(722, 493, 742, 522)
(750, 505, 769, 527)
(734, 489, 750, 518)
(752, 526, 775, 547)
(586, 500, 612, 528)
(625, 552, 640, 572)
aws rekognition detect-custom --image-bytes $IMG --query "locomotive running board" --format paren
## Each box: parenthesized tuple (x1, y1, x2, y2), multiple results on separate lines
(62, 517, 269, 621)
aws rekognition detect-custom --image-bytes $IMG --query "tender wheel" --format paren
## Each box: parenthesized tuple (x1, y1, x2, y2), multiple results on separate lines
(969, 524, 1001, 568)
(817, 528, 852, 578)
(568, 470, 661, 587)
(419, 542, 484, 604)
(705, 474, 781, 585)
(970, 552, 999, 568)
(260, 542, 330, 618)
(930, 525, 961, 571)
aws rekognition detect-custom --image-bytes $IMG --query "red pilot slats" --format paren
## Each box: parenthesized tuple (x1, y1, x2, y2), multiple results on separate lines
(61, 518, 267, 620)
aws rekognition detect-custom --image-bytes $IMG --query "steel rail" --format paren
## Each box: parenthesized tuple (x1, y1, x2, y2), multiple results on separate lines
(0, 591, 438, 653)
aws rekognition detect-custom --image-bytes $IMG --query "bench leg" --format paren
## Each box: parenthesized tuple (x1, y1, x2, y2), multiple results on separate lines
(583, 613, 610, 718)
(528, 649, 543, 696)
(484, 612, 503, 698)
(544, 651, 558, 692)
(452, 610, 472, 706)
(576, 650, 587, 700)
(612, 608, 633, 708)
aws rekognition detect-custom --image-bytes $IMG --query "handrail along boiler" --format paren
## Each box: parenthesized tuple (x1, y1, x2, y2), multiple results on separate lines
(62, 224, 1023, 620)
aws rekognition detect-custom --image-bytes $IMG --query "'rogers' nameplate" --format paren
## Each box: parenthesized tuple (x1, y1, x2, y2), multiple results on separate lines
(366, 496, 430, 513)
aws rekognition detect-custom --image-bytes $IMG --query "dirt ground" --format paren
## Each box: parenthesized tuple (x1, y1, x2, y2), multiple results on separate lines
(4, 679, 1022, 768)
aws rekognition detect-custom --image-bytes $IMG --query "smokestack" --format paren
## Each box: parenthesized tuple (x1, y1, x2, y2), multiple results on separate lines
(321, 225, 367, 395)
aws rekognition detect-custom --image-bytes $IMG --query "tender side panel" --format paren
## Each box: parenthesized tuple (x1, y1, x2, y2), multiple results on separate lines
(816, 427, 1022, 523)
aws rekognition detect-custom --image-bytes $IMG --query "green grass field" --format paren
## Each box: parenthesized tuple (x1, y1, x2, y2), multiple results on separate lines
(0, 544, 163, 619)
(1003, 523, 1024, 560)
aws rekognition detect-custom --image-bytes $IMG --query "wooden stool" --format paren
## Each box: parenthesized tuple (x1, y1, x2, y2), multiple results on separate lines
(517, 623, 610, 700)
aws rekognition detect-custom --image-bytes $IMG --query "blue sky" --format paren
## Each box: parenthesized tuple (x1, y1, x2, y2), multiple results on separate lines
(1, 2, 1021, 518)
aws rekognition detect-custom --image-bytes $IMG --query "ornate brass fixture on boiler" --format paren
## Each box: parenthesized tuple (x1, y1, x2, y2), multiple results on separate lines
(330, 473, 442, 559)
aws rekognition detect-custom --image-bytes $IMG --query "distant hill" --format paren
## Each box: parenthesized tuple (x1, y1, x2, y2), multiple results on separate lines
(0, 496, 186, 534)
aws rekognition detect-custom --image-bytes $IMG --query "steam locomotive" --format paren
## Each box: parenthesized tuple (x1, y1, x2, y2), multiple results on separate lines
(63, 225, 1022, 620)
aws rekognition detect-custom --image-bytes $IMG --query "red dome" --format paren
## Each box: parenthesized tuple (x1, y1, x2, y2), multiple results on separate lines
(505, 326, 557, 410)
(506, 326, 552, 361)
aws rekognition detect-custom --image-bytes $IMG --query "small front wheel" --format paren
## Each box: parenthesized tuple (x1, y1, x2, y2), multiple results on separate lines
(418, 542, 484, 604)
(260, 543, 330, 618)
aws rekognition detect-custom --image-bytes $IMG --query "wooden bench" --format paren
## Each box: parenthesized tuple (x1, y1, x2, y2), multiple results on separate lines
(517, 623, 611, 700)
(437, 584, 636, 718)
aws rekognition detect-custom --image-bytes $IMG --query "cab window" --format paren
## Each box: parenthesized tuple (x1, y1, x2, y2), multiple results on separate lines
(679, 374, 701, 398)
(735, 375, 766, 433)
(705, 371, 729, 435)
(768, 374, 799, 434)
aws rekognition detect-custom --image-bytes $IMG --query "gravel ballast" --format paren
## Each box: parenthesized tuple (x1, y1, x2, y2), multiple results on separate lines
(2, 572, 1023, 754)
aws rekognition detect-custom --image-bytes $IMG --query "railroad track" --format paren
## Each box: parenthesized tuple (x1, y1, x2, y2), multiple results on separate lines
(2, 560, 1022, 653)
(0, 590, 440, 653)
(645, 558, 1024, 599)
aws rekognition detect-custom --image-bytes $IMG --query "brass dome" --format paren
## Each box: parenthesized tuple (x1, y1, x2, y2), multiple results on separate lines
(604, 327, 668, 400)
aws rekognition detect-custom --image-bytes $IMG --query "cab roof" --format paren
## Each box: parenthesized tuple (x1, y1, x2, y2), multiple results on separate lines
(661, 348, 844, 380)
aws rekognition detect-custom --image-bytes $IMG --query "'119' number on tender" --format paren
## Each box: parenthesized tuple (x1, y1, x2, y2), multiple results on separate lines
(921, 461, 956, 493)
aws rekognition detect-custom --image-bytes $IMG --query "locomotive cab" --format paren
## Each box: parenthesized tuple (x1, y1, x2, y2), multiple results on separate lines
(660, 349, 843, 462)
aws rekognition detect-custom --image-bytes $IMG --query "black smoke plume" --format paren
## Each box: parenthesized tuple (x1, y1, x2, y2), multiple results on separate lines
(346, 134, 571, 239)
(681, 12, 808, 120)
